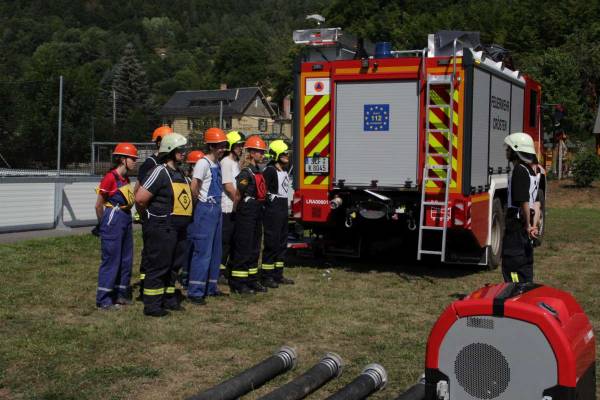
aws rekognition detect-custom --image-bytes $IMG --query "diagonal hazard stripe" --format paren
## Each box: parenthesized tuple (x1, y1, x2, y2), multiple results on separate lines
(304, 175, 317, 184)
(305, 106, 329, 137)
(305, 114, 329, 150)
(311, 135, 330, 155)
(305, 95, 330, 126)
(304, 95, 314, 105)
(313, 175, 328, 185)
(305, 124, 329, 156)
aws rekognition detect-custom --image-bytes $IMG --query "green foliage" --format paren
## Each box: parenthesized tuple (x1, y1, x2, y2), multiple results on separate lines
(572, 151, 600, 187)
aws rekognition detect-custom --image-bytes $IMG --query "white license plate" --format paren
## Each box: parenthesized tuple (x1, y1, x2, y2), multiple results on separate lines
(305, 157, 329, 175)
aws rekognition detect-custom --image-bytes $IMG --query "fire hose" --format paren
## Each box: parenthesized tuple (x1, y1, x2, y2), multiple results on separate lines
(258, 352, 343, 400)
(186, 346, 297, 400)
(393, 377, 425, 400)
(324, 363, 387, 400)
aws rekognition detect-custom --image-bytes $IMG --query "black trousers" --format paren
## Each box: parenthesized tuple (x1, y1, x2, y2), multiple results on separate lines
(229, 199, 263, 287)
(502, 217, 534, 283)
(137, 221, 151, 297)
(143, 217, 189, 312)
(221, 212, 236, 274)
(262, 197, 288, 279)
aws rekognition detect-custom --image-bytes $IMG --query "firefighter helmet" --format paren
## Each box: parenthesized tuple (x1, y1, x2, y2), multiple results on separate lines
(113, 143, 138, 159)
(269, 140, 289, 160)
(159, 133, 187, 154)
(244, 135, 267, 151)
(186, 150, 205, 164)
(226, 131, 246, 150)
(204, 127, 227, 144)
(152, 125, 173, 142)
(504, 132, 537, 163)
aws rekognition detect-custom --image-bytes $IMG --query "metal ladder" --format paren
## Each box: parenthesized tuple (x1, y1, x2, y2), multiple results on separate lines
(417, 73, 455, 262)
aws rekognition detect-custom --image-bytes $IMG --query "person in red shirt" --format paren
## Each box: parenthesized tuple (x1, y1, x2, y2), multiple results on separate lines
(94, 143, 138, 310)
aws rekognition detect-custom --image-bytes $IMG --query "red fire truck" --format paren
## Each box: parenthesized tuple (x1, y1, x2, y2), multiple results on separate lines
(290, 29, 545, 268)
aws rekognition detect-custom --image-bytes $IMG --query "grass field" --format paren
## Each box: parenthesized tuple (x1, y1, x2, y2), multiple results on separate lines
(0, 180, 599, 399)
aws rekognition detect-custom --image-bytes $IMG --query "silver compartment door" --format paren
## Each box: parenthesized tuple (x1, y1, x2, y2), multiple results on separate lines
(334, 81, 419, 187)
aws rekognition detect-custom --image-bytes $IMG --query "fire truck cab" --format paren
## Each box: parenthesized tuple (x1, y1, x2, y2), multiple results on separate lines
(291, 29, 544, 267)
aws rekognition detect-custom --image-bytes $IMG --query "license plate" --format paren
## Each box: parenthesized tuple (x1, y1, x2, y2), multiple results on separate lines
(304, 157, 329, 175)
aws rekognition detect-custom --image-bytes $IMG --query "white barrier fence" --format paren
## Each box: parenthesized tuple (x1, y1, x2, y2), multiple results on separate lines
(0, 177, 137, 233)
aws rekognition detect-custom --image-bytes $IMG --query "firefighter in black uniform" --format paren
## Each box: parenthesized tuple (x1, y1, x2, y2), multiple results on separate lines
(134, 133, 192, 317)
(502, 132, 540, 283)
(134, 125, 173, 300)
(261, 140, 295, 288)
(228, 135, 268, 294)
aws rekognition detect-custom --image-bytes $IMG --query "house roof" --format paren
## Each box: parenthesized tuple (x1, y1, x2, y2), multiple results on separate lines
(159, 87, 276, 118)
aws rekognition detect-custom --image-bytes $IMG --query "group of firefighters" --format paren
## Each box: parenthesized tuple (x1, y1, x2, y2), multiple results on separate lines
(94, 123, 543, 316)
(94, 126, 294, 317)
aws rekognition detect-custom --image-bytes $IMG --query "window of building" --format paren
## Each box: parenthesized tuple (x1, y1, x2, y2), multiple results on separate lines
(258, 118, 267, 132)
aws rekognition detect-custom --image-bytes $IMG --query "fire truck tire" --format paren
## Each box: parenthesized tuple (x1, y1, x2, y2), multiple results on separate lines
(489, 197, 504, 269)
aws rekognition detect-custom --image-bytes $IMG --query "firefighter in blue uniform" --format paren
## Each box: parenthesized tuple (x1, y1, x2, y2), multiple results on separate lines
(134, 125, 173, 300)
(135, 133, 192, 317)
(261, 140, 295, 288)
(502, 132, 540, 283)
(229, 135, 269, 294)
(188, 127, 228, 304)
(95, 143, 138, 310)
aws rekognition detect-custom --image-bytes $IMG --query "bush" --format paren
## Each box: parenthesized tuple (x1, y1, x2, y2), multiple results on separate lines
(572, 151, 600, 187)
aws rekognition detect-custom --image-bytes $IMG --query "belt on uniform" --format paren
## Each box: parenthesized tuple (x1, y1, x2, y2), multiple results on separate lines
(198, 197, 220, 204)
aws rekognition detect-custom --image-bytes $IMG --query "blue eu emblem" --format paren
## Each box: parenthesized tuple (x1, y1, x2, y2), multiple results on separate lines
(364, 104, 390, 132)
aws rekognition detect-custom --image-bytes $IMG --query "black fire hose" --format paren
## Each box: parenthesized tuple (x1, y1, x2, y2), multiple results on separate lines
(258, 352, 343, 400)
(324, 363, 388, 400)
(186, 346, 297, 400)
(393, 377, 425, 400)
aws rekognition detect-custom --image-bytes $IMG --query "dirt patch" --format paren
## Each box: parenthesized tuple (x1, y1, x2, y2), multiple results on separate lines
(547, 179, 600, 209)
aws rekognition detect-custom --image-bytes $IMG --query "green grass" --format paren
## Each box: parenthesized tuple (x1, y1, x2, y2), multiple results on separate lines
(1, 185, 599, 399)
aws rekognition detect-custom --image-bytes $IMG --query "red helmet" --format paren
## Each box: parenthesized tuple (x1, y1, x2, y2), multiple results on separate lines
(113, 143, 138, 159)
(186, 150, 205, 164)
(152, 125, 173, 142)
(244, 135, 267, 151)
(204, 127, 227, 144)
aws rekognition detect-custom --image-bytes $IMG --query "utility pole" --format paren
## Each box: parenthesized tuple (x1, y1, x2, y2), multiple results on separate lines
(112, 89, 117, 126)
(219, 100, 223, 129)
(57, 75, 63, 175)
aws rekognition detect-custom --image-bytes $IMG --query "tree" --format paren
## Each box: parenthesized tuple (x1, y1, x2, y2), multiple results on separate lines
(111, 43, 151, 122)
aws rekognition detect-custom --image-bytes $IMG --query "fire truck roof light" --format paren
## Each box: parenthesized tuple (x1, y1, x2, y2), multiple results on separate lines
(293, 28, 342, 46)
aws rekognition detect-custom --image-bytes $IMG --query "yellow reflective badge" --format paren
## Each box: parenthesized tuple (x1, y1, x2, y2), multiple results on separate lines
(118, 184, 135, 207)
(172, 182, 192, 216)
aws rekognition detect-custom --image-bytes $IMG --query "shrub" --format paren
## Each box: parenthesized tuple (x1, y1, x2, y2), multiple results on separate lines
(572, 151, 600, 187)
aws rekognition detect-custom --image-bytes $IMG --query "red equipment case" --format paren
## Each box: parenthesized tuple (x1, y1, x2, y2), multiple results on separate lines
(425, 283, 596, 400)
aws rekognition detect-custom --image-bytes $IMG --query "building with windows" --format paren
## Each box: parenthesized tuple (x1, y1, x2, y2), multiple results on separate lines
(159, 86, 291, 140)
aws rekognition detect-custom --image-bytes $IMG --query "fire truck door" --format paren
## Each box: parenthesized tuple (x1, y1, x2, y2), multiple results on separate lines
(334, 81, 419, 187)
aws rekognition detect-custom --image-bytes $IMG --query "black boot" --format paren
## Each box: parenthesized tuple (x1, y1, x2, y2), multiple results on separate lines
(261, 277, 279, 288)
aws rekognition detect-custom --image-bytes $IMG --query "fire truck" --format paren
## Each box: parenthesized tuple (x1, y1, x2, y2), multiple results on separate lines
(290, 29, 545, 268)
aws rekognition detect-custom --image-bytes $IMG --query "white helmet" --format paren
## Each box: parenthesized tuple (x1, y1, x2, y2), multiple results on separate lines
(504, 132, 537, 162)
(159, 133, 187, 153)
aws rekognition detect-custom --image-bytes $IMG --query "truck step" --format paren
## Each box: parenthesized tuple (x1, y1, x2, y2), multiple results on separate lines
(418, 250, 444, 255)
(421, 226, 445, 231)
(423, 201, 446, 206)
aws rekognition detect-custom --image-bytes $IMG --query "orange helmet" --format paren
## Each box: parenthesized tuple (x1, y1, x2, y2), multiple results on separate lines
(244, 135, 267, 151)
(152, 125, 173, 142)
(204, 127, 227, 144)
(113, 143, 138, 159)
(186, 150, 205, 164)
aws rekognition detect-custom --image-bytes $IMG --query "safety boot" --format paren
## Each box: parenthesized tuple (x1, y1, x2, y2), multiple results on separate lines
(261, 277, 279, 288)
(143, 308, 169, 317)
(248, 281, 268, 293)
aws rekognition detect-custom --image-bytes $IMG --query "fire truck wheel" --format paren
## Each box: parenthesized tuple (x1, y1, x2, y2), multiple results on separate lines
(489, 197, 504, 269)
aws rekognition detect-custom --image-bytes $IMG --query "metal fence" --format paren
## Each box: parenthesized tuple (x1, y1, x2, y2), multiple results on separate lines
(92, 141, 156, 176)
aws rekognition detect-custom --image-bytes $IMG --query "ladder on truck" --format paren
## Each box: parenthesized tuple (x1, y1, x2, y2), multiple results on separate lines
(417, 73, 455, 262)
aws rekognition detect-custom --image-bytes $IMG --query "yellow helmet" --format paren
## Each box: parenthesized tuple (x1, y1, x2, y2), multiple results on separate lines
(226, 131, 246, 151)
(269, 140, 289, 161)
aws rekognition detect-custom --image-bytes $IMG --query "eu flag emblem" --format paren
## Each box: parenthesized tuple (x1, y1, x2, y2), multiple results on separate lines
(364, 104, 390, 132)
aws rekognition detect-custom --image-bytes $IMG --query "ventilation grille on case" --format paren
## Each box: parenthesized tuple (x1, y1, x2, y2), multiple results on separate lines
(466, 317, 494, 330)
(454, 343, 510, 399)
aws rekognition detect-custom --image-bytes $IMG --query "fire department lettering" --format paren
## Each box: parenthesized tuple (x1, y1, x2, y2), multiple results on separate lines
(306, 199, 328, 205)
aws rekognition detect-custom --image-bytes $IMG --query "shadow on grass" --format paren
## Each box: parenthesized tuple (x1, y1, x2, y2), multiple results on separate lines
(287, 247, 482, 281)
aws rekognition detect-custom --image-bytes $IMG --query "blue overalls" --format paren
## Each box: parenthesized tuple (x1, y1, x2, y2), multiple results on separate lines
(188, 159, 223, 299)
(96, 172, 134, 307)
